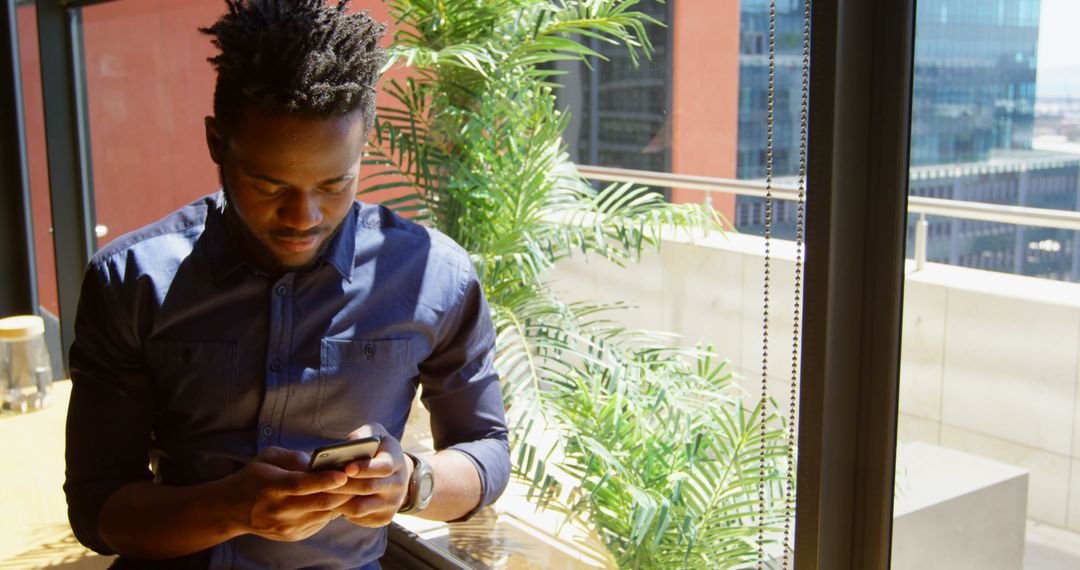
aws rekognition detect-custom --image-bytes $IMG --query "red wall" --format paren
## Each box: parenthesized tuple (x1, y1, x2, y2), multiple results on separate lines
(670, 0, 741, 222)
(80, 0, 223, 247)
(80, 0, 400, 247)
(17, 1, 398, 317)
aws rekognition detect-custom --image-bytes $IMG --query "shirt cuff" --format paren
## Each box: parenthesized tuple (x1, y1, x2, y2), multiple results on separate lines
(443, 437, 511, 522)
(65, 477, 142, 556)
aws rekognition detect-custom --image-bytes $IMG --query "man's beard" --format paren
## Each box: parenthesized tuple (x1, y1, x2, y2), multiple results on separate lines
(219, 173, 345, 275)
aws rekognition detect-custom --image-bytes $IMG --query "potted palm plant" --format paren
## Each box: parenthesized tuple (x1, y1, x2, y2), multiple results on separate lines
(369, 0, 790, 567)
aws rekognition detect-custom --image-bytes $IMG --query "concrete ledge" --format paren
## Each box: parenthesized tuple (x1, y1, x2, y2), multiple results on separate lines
(892, 442, 1028, 570)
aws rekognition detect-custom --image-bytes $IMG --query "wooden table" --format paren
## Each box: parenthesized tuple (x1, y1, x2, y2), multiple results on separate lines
(0, 380, 112, 568)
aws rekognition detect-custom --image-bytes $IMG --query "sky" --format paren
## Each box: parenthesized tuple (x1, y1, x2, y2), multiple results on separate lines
(1037, 0, 1080, 69)
(1036, 0, 1080, 98)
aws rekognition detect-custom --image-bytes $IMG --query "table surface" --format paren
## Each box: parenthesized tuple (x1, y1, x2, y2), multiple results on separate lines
(0, 381, 609, 569)
(0, 380, 113, 568)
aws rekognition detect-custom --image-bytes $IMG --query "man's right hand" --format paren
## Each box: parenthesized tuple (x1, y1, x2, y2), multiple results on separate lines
(96, 446, 351, 559)
(221, 446, 351, 542)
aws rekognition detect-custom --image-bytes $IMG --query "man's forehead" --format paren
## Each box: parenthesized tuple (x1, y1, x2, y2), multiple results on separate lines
(226, 108, 368, 165)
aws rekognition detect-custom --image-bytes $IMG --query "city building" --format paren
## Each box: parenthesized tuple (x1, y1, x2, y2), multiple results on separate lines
(909, 0, 1040, 166)
(732, 0, 1080, 283)
(909, 150, 1080, 280)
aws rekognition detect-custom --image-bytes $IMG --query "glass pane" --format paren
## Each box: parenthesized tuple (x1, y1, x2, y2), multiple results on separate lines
(14, 2, 63, 375)
(546, 2, 806, 567)
(5, 1, 81, 565)
(551, 0, 807, 241)
(64, 1, 804, 569)
(893, 1, 1080, 569)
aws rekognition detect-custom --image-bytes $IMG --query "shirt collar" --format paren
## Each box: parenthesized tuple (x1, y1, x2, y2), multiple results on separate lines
(203, 192, 357, 283)
(323, 203, 358, 282)
(203, 192, 247, 283)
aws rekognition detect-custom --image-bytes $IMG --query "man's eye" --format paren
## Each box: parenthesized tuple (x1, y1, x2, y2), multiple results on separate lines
(258, 185, 286, 196)
(322, 184, 350, 194)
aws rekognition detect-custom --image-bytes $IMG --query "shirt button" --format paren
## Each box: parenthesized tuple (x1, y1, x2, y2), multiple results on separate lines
(364, 343, 376, 360)
(275, 285, 287, 296)
(261, 425, 274, 438)
(269, 359, 282, 372)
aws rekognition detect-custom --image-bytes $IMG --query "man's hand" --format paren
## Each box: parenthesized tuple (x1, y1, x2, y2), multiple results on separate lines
(222, 447, 353, 542)
(330, 424, 412, 528)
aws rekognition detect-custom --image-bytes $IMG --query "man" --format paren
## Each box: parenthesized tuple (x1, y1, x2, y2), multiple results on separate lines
(63, 1, 510, 568)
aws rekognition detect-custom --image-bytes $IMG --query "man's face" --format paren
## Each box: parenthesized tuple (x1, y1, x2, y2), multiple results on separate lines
(206, 107, 367, 272)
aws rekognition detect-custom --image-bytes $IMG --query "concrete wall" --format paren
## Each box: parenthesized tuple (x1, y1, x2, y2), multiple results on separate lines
(548, 231, 804, 432)
(547, 229, 1080, 530)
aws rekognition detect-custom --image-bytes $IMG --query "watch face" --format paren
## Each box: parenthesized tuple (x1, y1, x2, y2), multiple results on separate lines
(419, 472, 434, 500)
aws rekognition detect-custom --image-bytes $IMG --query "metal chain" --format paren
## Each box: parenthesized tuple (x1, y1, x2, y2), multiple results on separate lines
(757, 0, 778, 567)
(782, 0, 812, 568)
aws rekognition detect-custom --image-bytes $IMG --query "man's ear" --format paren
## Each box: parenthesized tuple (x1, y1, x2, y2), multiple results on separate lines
(205, 116, 225, 166)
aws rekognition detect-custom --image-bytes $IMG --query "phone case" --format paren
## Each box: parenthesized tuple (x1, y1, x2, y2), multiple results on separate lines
(308, 436, 382, 471)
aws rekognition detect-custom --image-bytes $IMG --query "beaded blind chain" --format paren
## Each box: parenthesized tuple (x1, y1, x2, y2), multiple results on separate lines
(758, 0, 810, 568)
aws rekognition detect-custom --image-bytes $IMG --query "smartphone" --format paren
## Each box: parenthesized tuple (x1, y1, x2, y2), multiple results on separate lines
(308, 436, 382, 471)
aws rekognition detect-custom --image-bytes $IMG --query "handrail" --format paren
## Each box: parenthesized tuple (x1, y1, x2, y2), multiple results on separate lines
(577, 164, 803, 201)
(906, 197, 1080, 232)
(576, 164, 1080, 231)
(576, 164, 1080, 270)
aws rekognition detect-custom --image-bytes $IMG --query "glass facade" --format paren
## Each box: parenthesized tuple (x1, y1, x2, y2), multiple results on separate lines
(910, 0, 1040, 166)
(902, 0, 1080, 282)
(736, 0, 1080, 283)
(735, 0, 804, 181)
(554, 2, 671, 177)
(733, 0, 807, 239)
(548, 0, 1080, 282)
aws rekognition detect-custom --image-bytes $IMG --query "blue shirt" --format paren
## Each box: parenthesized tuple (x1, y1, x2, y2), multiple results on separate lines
(65, 193, 510, 569)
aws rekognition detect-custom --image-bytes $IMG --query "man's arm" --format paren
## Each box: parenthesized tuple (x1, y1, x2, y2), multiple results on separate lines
(65, 264, 351, 559)
(332, 255, 510, 526)
(414, 449, 483, 520)
(328, 427, 485, 526)
(414, 256, 511, 520)
(96, 448, 350, 560)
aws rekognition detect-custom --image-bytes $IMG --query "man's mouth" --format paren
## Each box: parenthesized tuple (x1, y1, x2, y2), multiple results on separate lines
(271, 233, 323, 253)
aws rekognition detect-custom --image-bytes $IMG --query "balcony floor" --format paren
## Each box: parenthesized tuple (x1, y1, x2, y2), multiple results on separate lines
(1026, 521, 1080, 570)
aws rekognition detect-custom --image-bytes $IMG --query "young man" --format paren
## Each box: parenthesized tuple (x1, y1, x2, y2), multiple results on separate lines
(63, 1, 510, 568)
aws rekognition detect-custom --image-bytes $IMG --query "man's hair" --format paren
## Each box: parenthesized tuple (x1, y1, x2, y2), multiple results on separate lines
(201, 0, 386, 134)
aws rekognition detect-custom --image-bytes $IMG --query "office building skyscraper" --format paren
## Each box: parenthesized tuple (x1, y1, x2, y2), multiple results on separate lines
(910, 0, 1040, 165)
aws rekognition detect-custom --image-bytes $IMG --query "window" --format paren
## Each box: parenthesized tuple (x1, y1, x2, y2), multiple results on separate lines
(5, 0, 971, 568)
(894, 1, 1080, 568)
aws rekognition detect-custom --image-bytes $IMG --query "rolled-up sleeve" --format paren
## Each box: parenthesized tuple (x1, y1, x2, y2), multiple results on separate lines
(418, 256, 510, 521)
(65, 260, 155, 555)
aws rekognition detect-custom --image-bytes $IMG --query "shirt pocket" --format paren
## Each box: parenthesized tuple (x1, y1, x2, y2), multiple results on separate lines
(315, 338, 414, 440)
(144, 340, 239, 431)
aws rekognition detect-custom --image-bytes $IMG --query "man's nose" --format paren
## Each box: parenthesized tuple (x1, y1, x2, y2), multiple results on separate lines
(278, 190, 323, 230)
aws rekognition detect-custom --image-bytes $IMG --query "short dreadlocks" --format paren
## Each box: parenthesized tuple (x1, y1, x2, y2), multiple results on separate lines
(201, 0, 386, 135)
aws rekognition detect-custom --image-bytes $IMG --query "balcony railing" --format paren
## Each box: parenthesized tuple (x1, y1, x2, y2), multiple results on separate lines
(576, 164, 1080, 271)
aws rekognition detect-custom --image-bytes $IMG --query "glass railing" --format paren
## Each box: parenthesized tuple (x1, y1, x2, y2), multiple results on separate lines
(577, 164, 1080, 276)
(571, 164, 1080, 569)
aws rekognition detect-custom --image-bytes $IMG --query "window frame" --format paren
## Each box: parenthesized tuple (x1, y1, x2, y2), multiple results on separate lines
(1, 0, 38, 316)
(797, 0, 915, 567)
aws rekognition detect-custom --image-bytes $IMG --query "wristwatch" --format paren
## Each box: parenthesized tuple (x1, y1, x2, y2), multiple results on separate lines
(398, 451, 434, 514)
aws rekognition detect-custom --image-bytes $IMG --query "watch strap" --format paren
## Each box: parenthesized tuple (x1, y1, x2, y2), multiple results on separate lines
(398, 451, 431, 514)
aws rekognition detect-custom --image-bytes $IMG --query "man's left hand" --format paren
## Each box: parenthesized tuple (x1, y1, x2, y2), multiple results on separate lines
(330, 424, 413, 527)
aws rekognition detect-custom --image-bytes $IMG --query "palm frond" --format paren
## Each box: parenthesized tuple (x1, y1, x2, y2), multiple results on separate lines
(374, 1, 791, 567)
